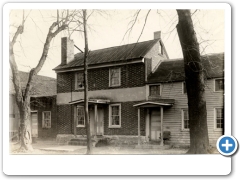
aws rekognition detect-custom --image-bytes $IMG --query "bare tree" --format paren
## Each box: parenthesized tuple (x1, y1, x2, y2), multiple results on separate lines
(176, 10, 209, 154)
(82, 9, 92, 154)
(123, 9, 213, 153)
(9, 10, 72, 151)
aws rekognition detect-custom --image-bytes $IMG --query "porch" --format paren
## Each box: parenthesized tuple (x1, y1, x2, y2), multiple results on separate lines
(69, 98, 110, 137)
(133, 99, 175, 146)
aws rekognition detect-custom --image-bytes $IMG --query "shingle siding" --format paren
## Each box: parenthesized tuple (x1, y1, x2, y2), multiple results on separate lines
(159, 79, 224, 146)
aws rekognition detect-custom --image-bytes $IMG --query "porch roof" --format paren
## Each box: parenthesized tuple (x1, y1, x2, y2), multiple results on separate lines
(133, 99, 175, 108)
(69, 99, 110, 105)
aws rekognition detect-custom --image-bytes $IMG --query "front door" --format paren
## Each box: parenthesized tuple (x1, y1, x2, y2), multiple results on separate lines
(89, 106, 104, 136)
(96, 107, 104, 135)
(150, 109, 161, 141)
(31, 112, 38, 137)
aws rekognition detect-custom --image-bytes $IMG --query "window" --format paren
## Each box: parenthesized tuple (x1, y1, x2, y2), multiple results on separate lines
(215, 108, 224, 129)
(75, 72, 84, 90)
(183, 82, 187, 94)
(149, 85, 160, 96)
(182, 109, 189, 130)
(159, 42, 163, 55)
(42, 111, 51, 128)
(109, 68, 121, 87)
(109, 104, 121, 128)
(76, 106, 85, 127)
(215, 79, 224, 91)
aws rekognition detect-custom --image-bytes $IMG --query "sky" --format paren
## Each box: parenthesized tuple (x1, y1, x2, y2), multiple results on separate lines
(9, 9, 224, 78)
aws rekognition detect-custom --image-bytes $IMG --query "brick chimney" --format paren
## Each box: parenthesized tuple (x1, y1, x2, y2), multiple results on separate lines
(154, 31, 161, 39)
(61, 37, 74, 65)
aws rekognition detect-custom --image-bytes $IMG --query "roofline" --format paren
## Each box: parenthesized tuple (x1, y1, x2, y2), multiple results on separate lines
(69, 99, 110, 105)
(146, 75, 224, 84)
(133, 101, 173, 107)
(54, 58, 144, 73)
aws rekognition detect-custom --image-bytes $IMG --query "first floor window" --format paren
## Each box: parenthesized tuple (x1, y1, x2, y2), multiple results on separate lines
(149, 85, 160, 96)
(77, 106, 85, 127)
(109, 104, 121, 127)
(42, 111, 51, 128)
(182, 109, 189, 130)
(215, 108, 224, 129)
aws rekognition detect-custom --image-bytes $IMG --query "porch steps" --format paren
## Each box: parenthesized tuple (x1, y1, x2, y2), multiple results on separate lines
(135, 144, 172, 149)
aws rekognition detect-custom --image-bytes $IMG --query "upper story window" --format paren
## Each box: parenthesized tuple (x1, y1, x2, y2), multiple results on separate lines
(215, 78, 224, 92)
(76, 106, 85, 127)
(215, 108, 224, 130)
(182, 109, 189, 130)
(149, 85, 160, 96)
(75, 72, 84, 90)
(109, 104, 121, 128)
(42, 111, 51, 128)
(109, 68, 121, 87)
(183, 82, 187, 94)
(159, 42, 163, 55)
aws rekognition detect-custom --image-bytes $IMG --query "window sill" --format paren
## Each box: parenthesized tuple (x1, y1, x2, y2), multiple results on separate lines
(214, 128, 223, 132)
(214, 90, 224, 93)
(181, 129, 189, 132)
(108, 126, 121, 129)
(76, 125, 85, 128)
(109, 85, 121, 88)
(75, 88, 84, 91)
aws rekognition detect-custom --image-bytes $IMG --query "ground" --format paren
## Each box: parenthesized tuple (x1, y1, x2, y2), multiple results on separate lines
(10, 138, 218, 155)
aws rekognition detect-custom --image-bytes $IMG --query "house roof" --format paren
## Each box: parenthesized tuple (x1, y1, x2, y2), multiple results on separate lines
(9, 71, 56, 97)
(147, 53, 224, 83)
(53, 39, 160, 71)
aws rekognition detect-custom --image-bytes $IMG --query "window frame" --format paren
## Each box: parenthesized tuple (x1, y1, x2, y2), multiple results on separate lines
(149, 84, 161, 96)
(214, 108, 224, 131)
(181, 109, 189, 131)
(109, 67, 121, 87)
(182, 82, 187, 94)
(76, 106, 85, 127)
(214, 78, 224, 92)
(42, 111, 51, 128)
(75, 72, 84, 90)
(109, 104, 121, 128)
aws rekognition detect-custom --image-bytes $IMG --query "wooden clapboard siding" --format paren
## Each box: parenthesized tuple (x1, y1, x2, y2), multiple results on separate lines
(159, 79, 224, 146)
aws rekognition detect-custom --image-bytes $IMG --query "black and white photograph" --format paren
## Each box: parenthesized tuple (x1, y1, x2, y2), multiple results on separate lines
(2, 2, 235, 176)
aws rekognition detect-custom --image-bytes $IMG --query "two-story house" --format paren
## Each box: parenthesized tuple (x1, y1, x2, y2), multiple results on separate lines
(53, 31, 224, 146)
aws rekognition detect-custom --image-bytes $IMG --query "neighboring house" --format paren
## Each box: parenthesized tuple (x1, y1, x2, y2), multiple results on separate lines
(9, 71, 57, 140)
(146, 53, 224, 146)
(53, 31, 224, 146)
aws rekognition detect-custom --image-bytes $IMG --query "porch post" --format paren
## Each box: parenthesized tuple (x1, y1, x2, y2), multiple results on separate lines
(94, 104, 98, 135)
(160, 106, 164, 146)
(138, 108, 141, 145)
(74, 106, 77, 137)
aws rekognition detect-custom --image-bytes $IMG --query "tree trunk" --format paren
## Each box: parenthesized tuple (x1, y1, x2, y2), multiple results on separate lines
(176, 10, 209, 154)
(83, 9, 92, 154)
(19, 99, 33, 152)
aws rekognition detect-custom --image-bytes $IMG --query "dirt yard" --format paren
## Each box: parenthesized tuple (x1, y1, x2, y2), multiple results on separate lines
(10, 139, 218, 155)
(10, 139, 191, 155)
